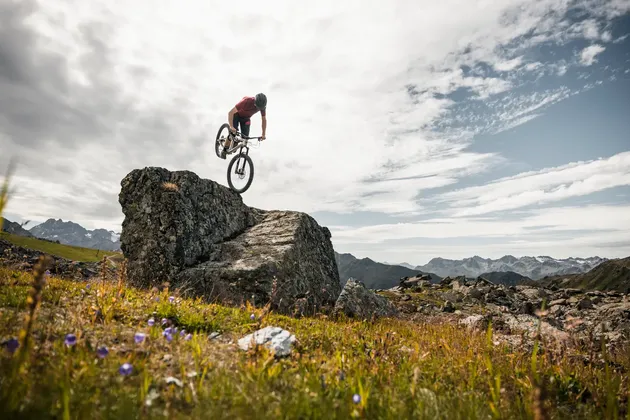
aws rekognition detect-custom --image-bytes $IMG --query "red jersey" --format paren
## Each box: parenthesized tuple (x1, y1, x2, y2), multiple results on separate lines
(235, 96, 266, 119)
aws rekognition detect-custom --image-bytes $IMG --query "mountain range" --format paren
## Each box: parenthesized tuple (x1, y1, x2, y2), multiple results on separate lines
(2, 215, 614, 285)
(2, 217, 121, 251)
(404, 255, 608, 281)
(335, 252, 441, 289)
(535, 256, 630, 293)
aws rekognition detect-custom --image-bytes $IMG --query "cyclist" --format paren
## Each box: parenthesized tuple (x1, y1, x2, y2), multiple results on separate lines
(221, 93, 267, 159)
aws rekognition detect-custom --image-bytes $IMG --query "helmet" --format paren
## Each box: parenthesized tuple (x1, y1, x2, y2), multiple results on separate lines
(255, 93, 267, 109)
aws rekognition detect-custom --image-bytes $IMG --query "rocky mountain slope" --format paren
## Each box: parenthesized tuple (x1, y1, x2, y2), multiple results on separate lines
(118, 167, 341, 316)
(381, 274, 630, 353)
(335, 252, 441, 289)
(29, 218, 121, 251)
(536, 257, 630, 293)
(415, 255, 607, 280)
(1, 217, 33, 237)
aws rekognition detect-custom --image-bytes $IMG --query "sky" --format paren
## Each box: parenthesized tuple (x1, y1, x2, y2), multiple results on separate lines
(1, 0, 630, 266)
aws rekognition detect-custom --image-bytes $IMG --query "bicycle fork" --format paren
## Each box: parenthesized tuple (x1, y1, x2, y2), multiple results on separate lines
(235, 146, 250, 175)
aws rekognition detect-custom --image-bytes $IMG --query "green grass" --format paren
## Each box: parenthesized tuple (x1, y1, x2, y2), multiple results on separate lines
(0, 232, 118, 262)
(1, 267, 628, 419)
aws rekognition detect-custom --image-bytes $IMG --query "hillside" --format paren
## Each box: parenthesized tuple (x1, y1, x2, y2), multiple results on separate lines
(0, 232, 118, 262)
(335, 252, 441, 289)
(415, 255, 606, 280)
(0, 217, 32, 237)
(478, 270, 532, 286)
(537, 256, 630, 293)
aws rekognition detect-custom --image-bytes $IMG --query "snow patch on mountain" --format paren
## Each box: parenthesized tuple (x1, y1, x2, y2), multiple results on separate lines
(414, 255, 607, 280)
(29, 219, 121, 251)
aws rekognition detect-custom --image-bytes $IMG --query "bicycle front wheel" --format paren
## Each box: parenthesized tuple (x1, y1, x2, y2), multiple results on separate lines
(227, 153, 255, 193)
(215, 123, 231, 158)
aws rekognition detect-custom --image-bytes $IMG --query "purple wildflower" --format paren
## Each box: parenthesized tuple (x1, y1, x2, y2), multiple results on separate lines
(155, 296, 159, 302)
(96, 346, 108, 358)
(45, 270, 50, 276)
(119, 362, 133, 376)
(161, 318, 168, 326)
(5, 338, 19, 354)
(353, 394, 361, 404)
(134, 332, 146, 344)
(173, 327, 178, 335)
(148, 318, 155, 327)
(250, 313, 256, 321)
(164, 333, 173, 342)
(180, 329, 186, 337)
(64, 334, 77, 347)
(163, 327, 173, 336)
(185, 333, 192, 341)
(168, 296, 175, 303)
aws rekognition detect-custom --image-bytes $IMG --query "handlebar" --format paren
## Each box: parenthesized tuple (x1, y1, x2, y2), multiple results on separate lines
(230, 128, 263, 140)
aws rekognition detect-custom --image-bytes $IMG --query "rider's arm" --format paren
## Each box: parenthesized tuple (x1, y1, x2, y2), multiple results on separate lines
(261, 115, 266, 138)
(228, 107, 237, 130)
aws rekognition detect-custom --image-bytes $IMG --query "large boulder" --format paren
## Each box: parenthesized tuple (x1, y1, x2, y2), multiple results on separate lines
(334, 278, 400, 320)
(118, 167, 341, 315)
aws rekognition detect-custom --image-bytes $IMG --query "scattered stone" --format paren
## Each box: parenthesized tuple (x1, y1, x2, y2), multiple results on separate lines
(549, 298, 567, 306)
(165, 377, 183, 387)
(237, 326, 296, 357)
(577, 298, 594, 310)
(0, 238, 117, 280)
(334, 279, 399, 319)
(381, 268, 629, 354)
(441, 301, 455, 313)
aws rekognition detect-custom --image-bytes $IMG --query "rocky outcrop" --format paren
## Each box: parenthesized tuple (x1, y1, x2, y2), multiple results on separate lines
(118, 167, 341, 316)
(334, 278, 399, 320)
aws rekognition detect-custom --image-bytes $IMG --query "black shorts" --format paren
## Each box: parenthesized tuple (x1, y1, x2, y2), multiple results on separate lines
(233, 114, 251, 137)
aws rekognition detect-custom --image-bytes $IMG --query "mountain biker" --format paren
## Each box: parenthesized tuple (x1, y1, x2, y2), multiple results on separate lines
(221, 93, 267, 159)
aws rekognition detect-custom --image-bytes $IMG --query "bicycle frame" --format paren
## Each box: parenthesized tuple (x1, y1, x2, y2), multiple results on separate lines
(225, 130, 262, 175)
(224, 131, 262, 154)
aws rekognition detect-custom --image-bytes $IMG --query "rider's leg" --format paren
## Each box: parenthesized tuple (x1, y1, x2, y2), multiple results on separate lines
(222, 115, 240, 158)
(241, 118, 251, 137)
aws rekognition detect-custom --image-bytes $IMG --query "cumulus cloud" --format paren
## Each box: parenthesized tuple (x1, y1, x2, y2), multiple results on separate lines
(580, 44, 606, 65)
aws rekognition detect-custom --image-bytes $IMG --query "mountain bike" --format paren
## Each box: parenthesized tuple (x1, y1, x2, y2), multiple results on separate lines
(215, 123, 263, 194)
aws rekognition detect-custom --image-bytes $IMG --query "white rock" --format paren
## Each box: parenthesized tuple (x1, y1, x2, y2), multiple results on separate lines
(237, 326, 296, 357)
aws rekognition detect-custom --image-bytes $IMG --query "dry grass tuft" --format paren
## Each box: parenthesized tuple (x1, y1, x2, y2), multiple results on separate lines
(162, 182, 179, 192)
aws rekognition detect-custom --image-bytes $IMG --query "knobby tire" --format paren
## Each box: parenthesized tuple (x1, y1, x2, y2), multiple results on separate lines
(227, 153, 254, 194)
(215, 123, 231, 158)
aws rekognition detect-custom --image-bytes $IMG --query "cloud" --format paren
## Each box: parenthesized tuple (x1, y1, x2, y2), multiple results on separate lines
(0, 0, 628, 259)
(330, 204, 630, 263)
(434, 151, 630, 216)
(494, 56, 524, 72)
(579, 44, 606, 65)
(330, 204, 630, 243)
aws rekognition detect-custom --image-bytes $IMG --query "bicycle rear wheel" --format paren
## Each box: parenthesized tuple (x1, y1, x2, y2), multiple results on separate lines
(215, 123, 231, 158)
(227, 153, 254, 193)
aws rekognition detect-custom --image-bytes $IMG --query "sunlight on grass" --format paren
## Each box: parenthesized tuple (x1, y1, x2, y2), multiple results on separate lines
(0, 232, 118, 262)
(1, 266, 628, 419)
